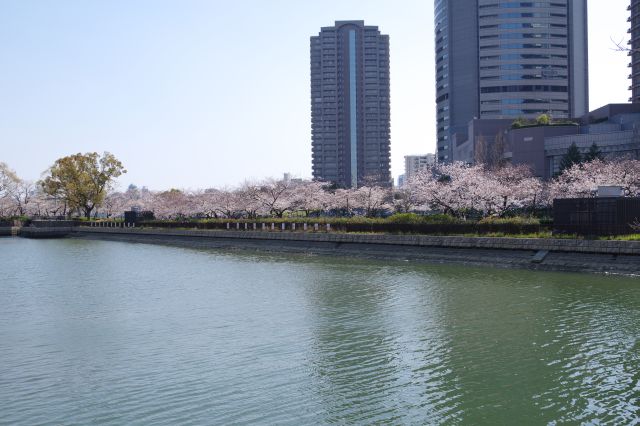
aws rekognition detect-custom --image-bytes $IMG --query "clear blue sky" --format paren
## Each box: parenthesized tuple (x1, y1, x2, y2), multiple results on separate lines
(0, 0, 630, 189)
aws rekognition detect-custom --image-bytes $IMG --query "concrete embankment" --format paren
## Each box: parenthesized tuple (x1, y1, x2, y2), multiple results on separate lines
(5, 221, 77, 238)
(68, 227, 640, 275)
(18, 227, 73, 238)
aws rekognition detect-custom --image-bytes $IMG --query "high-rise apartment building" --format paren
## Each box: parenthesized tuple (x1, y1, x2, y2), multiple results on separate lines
(310, 21, 391, 188)
(630, 0, 640, 102)
(435, 0, 589, 163)
(404, 154, 436, 181)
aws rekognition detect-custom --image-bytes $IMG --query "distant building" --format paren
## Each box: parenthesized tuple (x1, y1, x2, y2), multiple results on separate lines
(453, 104, 640, 178)
(283, 173, 303, 184)
(434, 0, 589, 162)
(310, 21, 391, 187)
(404, 154, 436, 181)
(630, 0, 640, 102)
(397, 174, 405, 188)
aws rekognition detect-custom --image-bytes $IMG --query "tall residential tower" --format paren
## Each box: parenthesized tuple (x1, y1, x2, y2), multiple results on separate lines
(435, 0, 589, 162)
(310, 21, 391, 187)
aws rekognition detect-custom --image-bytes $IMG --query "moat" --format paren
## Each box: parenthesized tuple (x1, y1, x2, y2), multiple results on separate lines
(1, 238, 638, 424)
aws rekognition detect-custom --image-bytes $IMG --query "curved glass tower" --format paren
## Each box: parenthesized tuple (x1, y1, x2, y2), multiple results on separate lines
(434, 0, 588, 163)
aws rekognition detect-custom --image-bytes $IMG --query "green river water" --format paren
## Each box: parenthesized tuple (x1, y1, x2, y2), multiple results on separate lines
(0, 238, 638, 425)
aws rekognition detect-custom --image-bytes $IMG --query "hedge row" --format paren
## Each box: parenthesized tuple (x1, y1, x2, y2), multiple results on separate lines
(137, 219, 550, 236)
(136, 213, 536, 226)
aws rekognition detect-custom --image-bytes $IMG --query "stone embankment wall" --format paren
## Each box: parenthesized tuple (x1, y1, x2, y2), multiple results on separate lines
(69, 227, 640, 275)
(6, 225, 639, 274)
(73, 226, 640, 255)
(19, 227, 74, 238)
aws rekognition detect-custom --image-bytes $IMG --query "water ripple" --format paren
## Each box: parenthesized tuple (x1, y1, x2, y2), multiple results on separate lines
(0, 239, 639, 425)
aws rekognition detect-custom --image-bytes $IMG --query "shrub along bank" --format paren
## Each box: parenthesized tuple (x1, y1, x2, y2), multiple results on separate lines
(134, 214, 550, 236)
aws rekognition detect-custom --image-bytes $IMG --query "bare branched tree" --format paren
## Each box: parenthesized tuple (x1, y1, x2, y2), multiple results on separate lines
(611, 36, 638, 53)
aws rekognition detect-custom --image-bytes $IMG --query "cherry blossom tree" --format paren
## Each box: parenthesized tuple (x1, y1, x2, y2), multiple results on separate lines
(408, 162, 547, 218)
(291, 181, 331, 216)
(101, 191, 130, 218)
(0, 163, 41, 217)
(209, 188, 243, 218)
(27, 192, 66, 218)
(235, 182, 266, 219)
(329, 188, 360, 216)
(551, 159, 640, 199)
(0, 163, 19, 209)
(0, 196, 14, 217)
(353, 185, 392, 217)
(151, 189, 196, 219)
(9, 179, 37, 216)
(250, 178, 298, 218)
(410, 163, 484, 217)
(393, 185, 421, 213)
(483, 165, 546, 216)
(187, 189, 219, 218)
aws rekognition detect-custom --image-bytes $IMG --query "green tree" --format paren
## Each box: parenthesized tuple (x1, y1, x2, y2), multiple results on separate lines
(536, 113, 551, 126)
(559, 142, 582, 174)
(41, 152, 126, 218)
(584, 142, 604, 162)
(511, 117, 526, 129)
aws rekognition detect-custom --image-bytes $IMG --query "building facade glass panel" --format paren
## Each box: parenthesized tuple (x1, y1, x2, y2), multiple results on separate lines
(434, 0, 588, 162)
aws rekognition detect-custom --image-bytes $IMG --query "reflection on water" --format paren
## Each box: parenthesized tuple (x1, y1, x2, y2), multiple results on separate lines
(0, 238, 638, 424)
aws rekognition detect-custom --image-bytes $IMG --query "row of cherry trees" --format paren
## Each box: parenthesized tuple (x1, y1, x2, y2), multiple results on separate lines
(2, 159, 640, 219)
(0, 163, 53, 217)
(86, 158, 640, 219)
(403, 159, 640, 218)
(100, 180, 392, 219)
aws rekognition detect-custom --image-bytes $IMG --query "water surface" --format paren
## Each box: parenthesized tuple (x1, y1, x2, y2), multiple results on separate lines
(1, 238, 638, 424)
